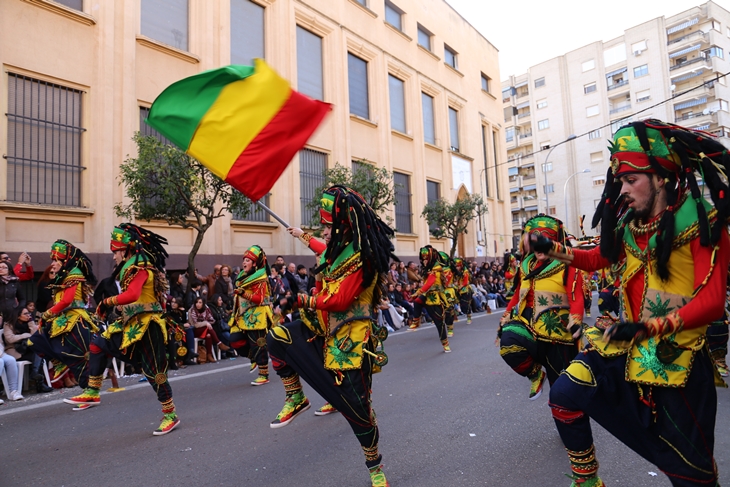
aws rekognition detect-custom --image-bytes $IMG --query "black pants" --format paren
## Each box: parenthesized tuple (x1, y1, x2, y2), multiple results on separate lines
(29, 323, 91, 389)
(459, 292, 473, 315)
(598, 289, 620, 316)
(707, 322, 728, 358)
(230, 329, 269, 367)
(425, 304, 447, 341)
(549, 348, 718, 486)
(267, 320, 379, 466)
(89, 321, 172, 404)
(499, 321, 578, 385)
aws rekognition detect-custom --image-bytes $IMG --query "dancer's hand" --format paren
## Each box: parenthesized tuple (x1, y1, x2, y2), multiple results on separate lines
(288, 227, 304, 238)
(529, 234, 554, 254)
(604, 321, 648, 342)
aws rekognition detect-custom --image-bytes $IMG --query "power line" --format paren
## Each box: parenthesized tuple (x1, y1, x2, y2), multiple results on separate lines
(499, 70, 730, 169)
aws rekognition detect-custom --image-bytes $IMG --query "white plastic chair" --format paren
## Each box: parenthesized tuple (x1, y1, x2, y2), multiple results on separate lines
(112, 357, 126, 378)
(0, 360, 30, 395)
(193, 338, 220, 362)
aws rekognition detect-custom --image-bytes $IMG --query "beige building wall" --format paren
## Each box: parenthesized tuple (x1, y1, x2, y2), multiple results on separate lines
(0, 0, 511, 277)
(502, 0, 730, 237)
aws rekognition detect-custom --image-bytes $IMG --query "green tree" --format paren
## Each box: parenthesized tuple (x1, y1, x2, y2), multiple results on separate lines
(305, 161, 398, 227)
(421, 194, 487, 258)
(115, 133, 252, 288)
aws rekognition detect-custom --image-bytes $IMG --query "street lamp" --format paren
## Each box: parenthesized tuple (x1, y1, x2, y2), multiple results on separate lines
(564, 168, 591, 230)
(542, 134, 577, 213)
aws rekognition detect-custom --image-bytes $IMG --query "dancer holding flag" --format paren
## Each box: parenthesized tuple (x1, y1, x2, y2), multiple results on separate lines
(532, 120, 730, 486)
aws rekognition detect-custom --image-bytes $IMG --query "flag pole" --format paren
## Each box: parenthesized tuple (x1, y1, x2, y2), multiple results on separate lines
(256, 200, 290, 228)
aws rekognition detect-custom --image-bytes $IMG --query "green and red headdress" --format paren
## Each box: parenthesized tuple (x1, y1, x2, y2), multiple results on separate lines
(594, 119, 730, 280)
(419, 245, 440, 271)
(318, 185, 396, 290)
(243, 245, 269, 272)
(49, 239, 96, 286)
(110, 223, 169, 272)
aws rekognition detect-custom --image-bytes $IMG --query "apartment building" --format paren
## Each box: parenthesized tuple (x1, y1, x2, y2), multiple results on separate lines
(0, 0, 510, 277)
(502, 0, 730, 246)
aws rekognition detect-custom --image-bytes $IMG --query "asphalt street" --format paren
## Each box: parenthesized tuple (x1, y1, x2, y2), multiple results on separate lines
(1, 298, 729, 487)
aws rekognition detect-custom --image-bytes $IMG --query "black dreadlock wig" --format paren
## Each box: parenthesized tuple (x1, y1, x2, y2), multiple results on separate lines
(419, 245, 440, 272)
(317, 186, 397, 290)
(593, 119, 730, 281)
(112, 223, 169, 277)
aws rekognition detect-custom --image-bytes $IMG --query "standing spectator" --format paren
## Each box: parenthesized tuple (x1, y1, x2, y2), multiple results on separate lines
(201, 265, 221, 300)
(35, 265, 56, 312)
(208, 294, 233, 355)
(184, 280, 203, 310)
(168, 272, 185, 302)
(269, 264, 288, 300)
(9, 252, 34, 281)
(0, 260, 24, 319)
(274, 256, 286, 266)
(214, 265, 234, 309)
(406, 261, 421, 285)
(293, 264, 309, 295)
(284, 262, 300, 294)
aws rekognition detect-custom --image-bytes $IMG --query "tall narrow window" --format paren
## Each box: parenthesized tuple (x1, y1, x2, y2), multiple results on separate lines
(482, 126, 491, 197)
(444, 45, 458, 69)
(492, 130, 501, 200)
(384, 1, 403, 32)
(299, 148, 327, 224)
(417, 24, 432, 51)
(426, 180, 440, 232)
(296, 26, 323, 100)
(422, 92, 435, 145)
(141, 0, 189, 51)
(7, 74, 85, 206)
(393, 172, 412, 233)
(449, 107, 459, 152)
(481, 73, 491, 93)
(348, 53, 369, 119)
(231, 0, 264, 64)
(389, 75, 406, 133)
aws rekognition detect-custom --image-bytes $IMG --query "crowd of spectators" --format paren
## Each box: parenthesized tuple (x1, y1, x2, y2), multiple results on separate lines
(0, 249, 513, 399)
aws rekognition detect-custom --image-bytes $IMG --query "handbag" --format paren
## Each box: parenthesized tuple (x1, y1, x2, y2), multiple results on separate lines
(197, 347, 207, 364)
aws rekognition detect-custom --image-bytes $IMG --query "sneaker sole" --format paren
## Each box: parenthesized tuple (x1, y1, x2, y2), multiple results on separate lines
(73, 403, 98, 411)
(407, 328, 419, 332)
(153, 419, 180, 436)
(314, 409, 337, 416)
(63, 398, 100, 405)
(270, 402, 311, 429)
(529, 390, 543, 401)
(250, 380, 270, 386)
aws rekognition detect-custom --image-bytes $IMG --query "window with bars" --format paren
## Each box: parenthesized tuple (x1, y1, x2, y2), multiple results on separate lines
(6, 73, 85, 207)
(352, 160, 373, 177)
(426, 180, 440, 232)
(231, 0, 265, 65)
(232, 193, 271, 222)
(393, 172, 412, 233)
(300, 148, 327, 225)
(141, 0, 189, 51)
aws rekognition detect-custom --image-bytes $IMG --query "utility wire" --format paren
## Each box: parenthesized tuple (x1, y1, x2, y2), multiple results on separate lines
(500, 69, 730, 169)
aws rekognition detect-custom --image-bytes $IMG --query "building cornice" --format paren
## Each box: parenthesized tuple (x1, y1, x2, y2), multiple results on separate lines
(21, 0, 96, 26)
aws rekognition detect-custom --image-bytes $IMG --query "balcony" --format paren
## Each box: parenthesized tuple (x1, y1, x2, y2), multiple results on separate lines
(670, 56, 711, 71)
(609, 105, 632, 115)
(675, 111, 715, 123)
(667, 30, 707, 47)
(517, 111, 531, 119)
(607, 79, 629, 91)
(519, 131, 533, 139)
(516, 92, 529, 99)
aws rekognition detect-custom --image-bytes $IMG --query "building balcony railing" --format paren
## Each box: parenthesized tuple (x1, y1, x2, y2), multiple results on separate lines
(607, 79, 629, 91)
(675, 112, 715, 123)
(516, 92, 529, 99)
(670, 57, 710, 71)
(517, 112, 531, 119)
(609, 105, 632, 115)
(667, 29, 707, 46)
(519, 131, 533, 139)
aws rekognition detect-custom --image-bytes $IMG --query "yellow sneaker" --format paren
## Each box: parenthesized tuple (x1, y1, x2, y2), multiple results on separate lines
(270, 393, 310, 428)
(153, 412, 180, 436)
(529, 369, 546, 400)
(314, 402, 338, 416)
(369, 464, 390, 487)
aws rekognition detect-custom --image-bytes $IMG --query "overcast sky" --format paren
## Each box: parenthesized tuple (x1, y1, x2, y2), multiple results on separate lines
(446, 0, 706, 79)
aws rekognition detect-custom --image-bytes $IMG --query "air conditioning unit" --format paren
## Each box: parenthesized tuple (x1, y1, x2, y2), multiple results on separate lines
(633, 50, 643, 56)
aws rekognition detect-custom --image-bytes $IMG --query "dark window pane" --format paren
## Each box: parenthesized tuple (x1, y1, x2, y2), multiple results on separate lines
(297, 26, 323, 100)
(7, 74, 84, 206)
(393, 172, 412, 234)
(384, 1, 402, 31)
(444, 45, 457, 69)
(417, 26, 431, 50)
(231, 0, 264, 65)
(348, 53, 369, 119)
(422, 92, 435, 145)
(56, 0, 83, 10)
(389, 75, 406, 133)
(449, 107, 459, 151)
(141, 0, 189, 51)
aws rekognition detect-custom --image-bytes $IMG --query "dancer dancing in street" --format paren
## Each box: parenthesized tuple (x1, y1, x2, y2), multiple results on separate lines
(534, 120, 730, 486)
(498, 215, 584, 400)
(454, 258, 474, 324)
(229, 245, 275, 386)
(65, 224, 180, 436)
(410, 245, 451, 352)
(267, 185, 394, 486)
(27, 240, 97, 396)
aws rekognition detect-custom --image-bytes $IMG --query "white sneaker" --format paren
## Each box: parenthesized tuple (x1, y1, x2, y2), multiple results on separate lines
(9, 391, 24, 401)
(0, 398, 4, 405)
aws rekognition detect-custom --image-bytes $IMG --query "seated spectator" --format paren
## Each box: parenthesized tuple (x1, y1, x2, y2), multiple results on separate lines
(393, 283, 414, 318)
(0, 326, 21, 401)
(293, 264, 309, 295)
(188, 297, 230, 363)
(184, 279, 203, 311)
(26, 301, 40, 322)
(484, 276, 507, 308)
(397, 261, 408, 285)
(168, 297, 196, 366)
(35, 265, 56, 312)
(387, 262, 399, 286)
(470, 283, 486, 312)
(0, 260, 24, 318)
(214, 265, 234, 309)
(406, 261, 421, 286)
(168, 272, 185, 302)
(4, 307, 52, 392)
(208, 294, 234, 357)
